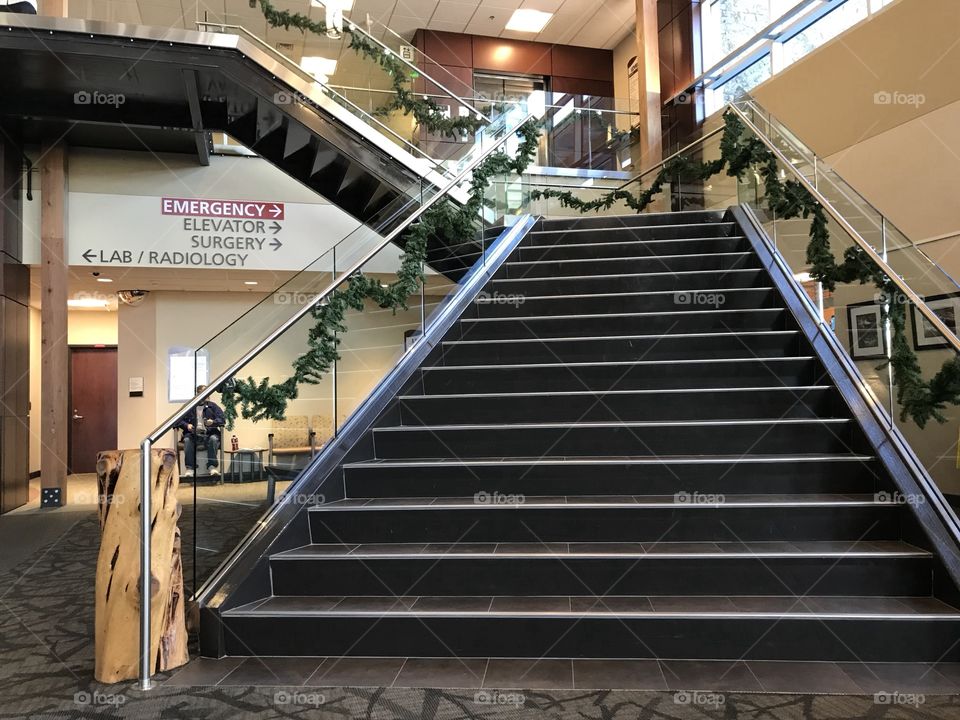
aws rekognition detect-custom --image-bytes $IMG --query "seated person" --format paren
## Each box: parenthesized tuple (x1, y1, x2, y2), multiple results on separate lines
(175, 384, 225, 477)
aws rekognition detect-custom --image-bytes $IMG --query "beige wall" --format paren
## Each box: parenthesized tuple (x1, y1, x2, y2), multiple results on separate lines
(115, 290, 420, 455)
(612, 30, 638, 133)
(751, 0, 960, 248)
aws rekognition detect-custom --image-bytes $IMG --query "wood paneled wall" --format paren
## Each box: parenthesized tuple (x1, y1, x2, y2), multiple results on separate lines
(0, 128, 30, 514)
(658, 0, 700, 155)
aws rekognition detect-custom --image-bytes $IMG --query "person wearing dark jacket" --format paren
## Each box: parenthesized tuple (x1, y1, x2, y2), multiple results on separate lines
(176, 385, 225, 477)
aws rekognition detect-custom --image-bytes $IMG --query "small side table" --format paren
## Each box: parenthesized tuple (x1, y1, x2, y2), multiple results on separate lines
(225, 448, 266, 483)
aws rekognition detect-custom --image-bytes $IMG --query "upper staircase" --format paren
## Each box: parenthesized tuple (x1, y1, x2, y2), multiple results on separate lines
(213, 210, 960, 663)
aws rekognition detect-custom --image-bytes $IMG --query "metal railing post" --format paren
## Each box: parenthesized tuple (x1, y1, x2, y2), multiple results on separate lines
(139, 438, 153, 690)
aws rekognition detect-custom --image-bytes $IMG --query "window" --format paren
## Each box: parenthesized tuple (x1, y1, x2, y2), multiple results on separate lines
(701, 0, 805, 68)
(781, 0, 869, 68)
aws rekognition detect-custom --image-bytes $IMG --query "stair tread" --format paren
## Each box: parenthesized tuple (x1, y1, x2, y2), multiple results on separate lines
(492, 267, 764, 282)
(344, 453, 876, 468)
(400, 385, 832, 399)
(521, 235, 746, 249)
(425, 356, 813, 370)
(273, 539, 930, 560)
(474, 287, 773, 302)
(445, 330, 798, 345)
(374, 419, 850, 431)
(309, 493, 891, 511)
(226, 594, 959, 618)
(505, 251, 753, 266)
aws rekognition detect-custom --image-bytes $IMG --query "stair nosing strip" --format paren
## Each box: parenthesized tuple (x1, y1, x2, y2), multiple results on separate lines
(519, 236, 747, 250)
(224, 609, 960, 621)
(273, 550, 931, 561)
(491, 268, 763, 282)
(425, 356, 814, 370)
(505, 251, 752, 266)
(343, 455, 876, 468)
(444, 330, 798, 346)
(374, 418, 850, 431)
(343, 454, 877, 468)
(474, 287, 774, 302)
(531, 222, 734, 235)
(400, 385, 833, 400)
(462, 308, 784, 323)
(311, 498, 888, 512)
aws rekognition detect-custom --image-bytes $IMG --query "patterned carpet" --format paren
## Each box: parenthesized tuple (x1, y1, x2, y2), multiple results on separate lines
(2, 512, 960, 719)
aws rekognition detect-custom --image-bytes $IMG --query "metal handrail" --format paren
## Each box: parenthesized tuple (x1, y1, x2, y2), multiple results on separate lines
(726, 103, 960, 355)
(615, 124, 727, 191)
(137, 111, 535, 689)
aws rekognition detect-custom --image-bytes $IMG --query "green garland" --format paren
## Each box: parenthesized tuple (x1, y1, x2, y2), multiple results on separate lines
(257, 0, 485, 138)
(533, 111, 960, 428)
(220, 118, 543, 428)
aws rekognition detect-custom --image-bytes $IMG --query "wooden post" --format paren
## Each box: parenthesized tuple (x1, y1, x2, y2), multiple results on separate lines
(39, 142, 69, 506)
(95, 448, 188, 683)
(634, 0, 663, 169)
(38, 0, 68, 17)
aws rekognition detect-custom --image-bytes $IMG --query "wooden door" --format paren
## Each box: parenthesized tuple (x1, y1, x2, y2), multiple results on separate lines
(68, 347, 118, 474)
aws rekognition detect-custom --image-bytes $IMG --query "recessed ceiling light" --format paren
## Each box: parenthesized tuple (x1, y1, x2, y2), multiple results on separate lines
(301, 56, 338, 80)
(505, 9, 553, 33)
(68, 297, 109, 309)
(96, 277, 113, 283)
(244, 281, 259, 286)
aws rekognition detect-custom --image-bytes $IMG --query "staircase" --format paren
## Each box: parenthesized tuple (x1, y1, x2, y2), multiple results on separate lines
(217, 211, 960, 663)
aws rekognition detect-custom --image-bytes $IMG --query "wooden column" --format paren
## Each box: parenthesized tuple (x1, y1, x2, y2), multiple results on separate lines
(40, 142, 69, 506)
(634, 0, 663, 169)
(38, 0, 68, 17)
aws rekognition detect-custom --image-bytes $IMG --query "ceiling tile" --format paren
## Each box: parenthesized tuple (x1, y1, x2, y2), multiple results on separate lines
(430, 0, 479, 23)
(464, 12, 505, 35)
(426, 18, 470, 32)
(520, 0, 564, 12)
(393, 0, 439, 17)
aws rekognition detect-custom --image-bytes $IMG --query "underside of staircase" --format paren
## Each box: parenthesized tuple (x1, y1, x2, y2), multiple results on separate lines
(209, 210, 960, 664)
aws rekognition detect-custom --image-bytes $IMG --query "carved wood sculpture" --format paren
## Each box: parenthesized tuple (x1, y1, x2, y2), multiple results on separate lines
(94, 448, 189, 683)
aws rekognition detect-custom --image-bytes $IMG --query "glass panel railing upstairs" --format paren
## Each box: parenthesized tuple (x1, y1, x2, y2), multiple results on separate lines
(721, 102, 960, 519)
(732, 94, 960, 304)
(140, 110, 537, 628)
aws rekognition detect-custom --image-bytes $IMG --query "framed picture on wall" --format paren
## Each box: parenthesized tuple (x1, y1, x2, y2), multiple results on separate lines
(847, 302, 886, 359)
(911, 293, 960, 350)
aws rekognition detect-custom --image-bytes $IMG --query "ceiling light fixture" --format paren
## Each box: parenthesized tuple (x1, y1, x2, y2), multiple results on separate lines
(505, 9, 553, 33)
(244, 281, 259, 286)
(311, 0, 348, 38)
(96, 277, 113, 283)
(68, 297, 110, 309)
(301, 56, 338, 81)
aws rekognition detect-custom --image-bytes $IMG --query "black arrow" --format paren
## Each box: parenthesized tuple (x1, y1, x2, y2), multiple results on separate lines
(270, 238, 282, 250)
(82, 249, 96, 262)
(270, 221, 282, 233)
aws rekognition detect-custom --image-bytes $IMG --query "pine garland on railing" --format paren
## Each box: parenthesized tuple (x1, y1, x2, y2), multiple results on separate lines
(257, 0, 485, 138)
(219, 118, 543, 428)
(533, 110, 960, 428)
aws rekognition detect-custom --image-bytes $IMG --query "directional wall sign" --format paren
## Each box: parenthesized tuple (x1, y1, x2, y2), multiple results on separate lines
(61, 193, 366, 272)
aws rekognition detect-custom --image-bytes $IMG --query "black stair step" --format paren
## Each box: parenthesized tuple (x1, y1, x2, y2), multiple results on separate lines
(535, 217, 732, 238)
(221, 597, 960, 661)
(490, 268, 769, 295)
(419, 357, 825, 393)
(514, 235, 748, 261)
(267, 541, 932, 597)
(397, 386, 842, 424)
(458, 308, 788, 340)
(497, 252, 757, 279)
(536, 210, 724, 232)
(372, 419, 858, 458)
(307, 496, 902, 544)
(342, 455, 883, 498)
(437, 330, 803, 364)
(474, 287, 781, 318)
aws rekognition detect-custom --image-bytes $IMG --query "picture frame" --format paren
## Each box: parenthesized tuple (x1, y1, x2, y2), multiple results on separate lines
(911, 293, 960, 350)
(846, 302, 886, 360)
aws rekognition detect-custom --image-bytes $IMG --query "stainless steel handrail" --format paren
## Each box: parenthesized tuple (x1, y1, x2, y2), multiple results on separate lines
(615, 124, 727, 191)
(727, 103, 960, 354)
(341, 15, 490, 124)
(137, 111, 535, 689)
